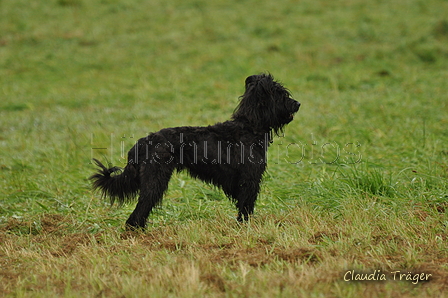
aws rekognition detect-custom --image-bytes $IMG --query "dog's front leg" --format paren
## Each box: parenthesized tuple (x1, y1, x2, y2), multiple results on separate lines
(235, 180, 260, 222)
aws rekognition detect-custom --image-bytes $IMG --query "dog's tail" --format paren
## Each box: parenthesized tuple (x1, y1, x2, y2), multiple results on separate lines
(89, 158, 140, 205)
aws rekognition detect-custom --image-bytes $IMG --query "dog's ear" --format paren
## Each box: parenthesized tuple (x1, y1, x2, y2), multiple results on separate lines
(245, 74, 276, 94)
(233, 74, 273, 128)
(245, 75, 259, 89)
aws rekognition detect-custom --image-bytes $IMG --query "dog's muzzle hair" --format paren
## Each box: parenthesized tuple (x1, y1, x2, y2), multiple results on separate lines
(90, 73, 300, 230)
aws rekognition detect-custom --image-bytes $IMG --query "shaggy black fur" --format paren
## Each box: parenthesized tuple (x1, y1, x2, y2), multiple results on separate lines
(90, 74, 300, 229)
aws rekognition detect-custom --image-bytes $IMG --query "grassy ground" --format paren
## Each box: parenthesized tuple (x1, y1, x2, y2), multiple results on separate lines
(1, 0, 447, 296)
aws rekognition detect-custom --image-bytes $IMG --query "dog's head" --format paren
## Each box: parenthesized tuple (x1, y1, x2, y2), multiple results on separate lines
(233, 73, 300, 136)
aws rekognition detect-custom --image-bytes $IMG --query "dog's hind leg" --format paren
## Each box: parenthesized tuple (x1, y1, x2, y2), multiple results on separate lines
(125, 164, 174, 230)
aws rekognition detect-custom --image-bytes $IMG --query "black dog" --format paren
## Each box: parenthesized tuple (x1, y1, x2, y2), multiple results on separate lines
(90, 74, 300, 229)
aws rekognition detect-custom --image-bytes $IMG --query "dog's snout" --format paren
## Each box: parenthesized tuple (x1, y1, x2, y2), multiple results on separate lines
(295, 101, 301, 110)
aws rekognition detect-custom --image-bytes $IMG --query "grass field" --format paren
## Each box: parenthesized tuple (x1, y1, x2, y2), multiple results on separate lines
(1, 0, 448, 296)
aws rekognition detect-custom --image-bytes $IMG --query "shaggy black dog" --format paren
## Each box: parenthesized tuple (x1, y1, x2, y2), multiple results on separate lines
(90, 74, 300, 229)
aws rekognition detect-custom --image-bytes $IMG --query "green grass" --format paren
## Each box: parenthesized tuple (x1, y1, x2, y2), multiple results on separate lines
(1, 0, 448, 296)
